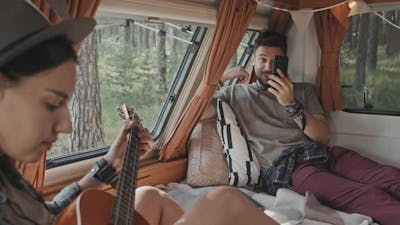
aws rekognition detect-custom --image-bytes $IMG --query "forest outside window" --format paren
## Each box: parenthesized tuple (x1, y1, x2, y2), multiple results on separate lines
(47, 15, 204, 161)
(340, 9, 400, 114)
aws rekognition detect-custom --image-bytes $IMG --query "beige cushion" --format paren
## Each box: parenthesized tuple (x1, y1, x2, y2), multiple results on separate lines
(186, 117, 228, 186)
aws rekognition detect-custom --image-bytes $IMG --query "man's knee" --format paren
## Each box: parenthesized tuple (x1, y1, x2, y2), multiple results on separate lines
(292, 164, 325, 193)
(381, 166, 400, 198)
(356, 184, 386, 199)
(380, 165, 400, 177)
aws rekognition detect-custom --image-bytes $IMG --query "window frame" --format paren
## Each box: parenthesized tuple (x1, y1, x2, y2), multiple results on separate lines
(228, 30, 259, 86)
(151, 26, 208, 138)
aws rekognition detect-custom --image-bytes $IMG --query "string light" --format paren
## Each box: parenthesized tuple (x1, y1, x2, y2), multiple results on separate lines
(255, 0, 347, 13)
(348, 0, 400, 29)
(348, 0, 371, 16)
(256, 0, 400, 30)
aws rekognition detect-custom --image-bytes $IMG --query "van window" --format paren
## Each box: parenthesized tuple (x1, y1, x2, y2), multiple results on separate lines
(340, 10, 400, 114)
(47, 15, 206, 163)
(223, 30, 259, 86)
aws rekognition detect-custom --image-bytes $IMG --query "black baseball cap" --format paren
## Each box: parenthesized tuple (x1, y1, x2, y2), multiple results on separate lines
(0, 0, 96, 66)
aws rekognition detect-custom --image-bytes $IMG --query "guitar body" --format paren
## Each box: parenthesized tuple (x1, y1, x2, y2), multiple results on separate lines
(56, 189, 149, 225)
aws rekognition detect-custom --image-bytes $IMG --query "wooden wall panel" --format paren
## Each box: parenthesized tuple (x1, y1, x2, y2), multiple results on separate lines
(43, 158, 187, 200)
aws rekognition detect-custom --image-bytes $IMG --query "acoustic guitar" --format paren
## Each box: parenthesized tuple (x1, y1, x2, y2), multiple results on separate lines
(56, 105, 149, 225)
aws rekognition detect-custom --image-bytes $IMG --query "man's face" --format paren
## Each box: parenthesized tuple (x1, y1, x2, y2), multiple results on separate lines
(253, 46, 285, 86)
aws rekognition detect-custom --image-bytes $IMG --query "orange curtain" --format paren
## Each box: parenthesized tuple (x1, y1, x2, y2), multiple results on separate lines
(15, 0, 100, 193)
(314, 4, 350, 112)
(160, 0, 257, 160)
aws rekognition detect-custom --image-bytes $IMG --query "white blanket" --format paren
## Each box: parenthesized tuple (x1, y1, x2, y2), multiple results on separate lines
(156, 183, 378, 225)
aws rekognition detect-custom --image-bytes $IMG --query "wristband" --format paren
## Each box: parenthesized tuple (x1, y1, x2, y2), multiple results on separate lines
(89, 159, 118, 184)
(285, 99, 304, 118)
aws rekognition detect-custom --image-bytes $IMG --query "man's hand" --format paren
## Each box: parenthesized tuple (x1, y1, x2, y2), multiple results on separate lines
(267, 69, 294, 106)
(221, 66, 249, 82)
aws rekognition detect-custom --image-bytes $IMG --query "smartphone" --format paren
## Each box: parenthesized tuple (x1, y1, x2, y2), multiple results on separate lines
(272, 55, 288, 77)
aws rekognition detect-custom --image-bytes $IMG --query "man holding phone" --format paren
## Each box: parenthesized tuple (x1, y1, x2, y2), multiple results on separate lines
(216, 30, 330, 194)
(213, 30, 400, 224)
(219, 31, 329, 143)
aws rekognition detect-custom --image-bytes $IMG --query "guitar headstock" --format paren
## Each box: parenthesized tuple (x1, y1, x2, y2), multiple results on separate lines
(117, 104, 143, 128)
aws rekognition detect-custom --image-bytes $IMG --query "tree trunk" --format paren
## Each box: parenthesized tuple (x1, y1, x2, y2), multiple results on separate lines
(150, 29, 156, 46)
(70, 30, 104, 153)
(131, 21, 136, 48)
(113, 25, 120, 42)
(345, 22, 352, 52)
(386, 11, 395, 55)
(367, 13, 379, 70)
(156, 24, 168, 94)
(136, 25, 142, 51)
(125, 20, 134, 54)
(354, 14, 369, 91)
(170, 27, 177, 56)
(398, 10, 400, 24)
(351, 15, 359, 54)
(143, 29, 149, 49)
(387, 10, 400, 56)
(97, 27, 102, 45)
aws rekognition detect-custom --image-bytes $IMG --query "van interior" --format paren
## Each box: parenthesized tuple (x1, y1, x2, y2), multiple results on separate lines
(15, 0, 400, 224)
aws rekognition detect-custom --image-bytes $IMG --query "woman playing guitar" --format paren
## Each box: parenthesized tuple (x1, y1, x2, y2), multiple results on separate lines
(0, 0, 278, 224)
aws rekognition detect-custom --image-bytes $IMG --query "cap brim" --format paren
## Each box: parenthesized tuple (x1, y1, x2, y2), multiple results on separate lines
(0, 17, 95, 66)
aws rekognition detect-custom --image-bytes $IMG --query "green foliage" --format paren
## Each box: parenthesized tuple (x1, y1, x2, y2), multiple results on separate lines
(340, 45, 400, 112)
(98, 25, 191, 144)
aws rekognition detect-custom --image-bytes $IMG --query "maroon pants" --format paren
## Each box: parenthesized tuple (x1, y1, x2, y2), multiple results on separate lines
(291, 146, 400, 225)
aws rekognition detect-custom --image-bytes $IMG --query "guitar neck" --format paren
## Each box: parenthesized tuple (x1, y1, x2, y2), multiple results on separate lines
(112, 127, 141, 225)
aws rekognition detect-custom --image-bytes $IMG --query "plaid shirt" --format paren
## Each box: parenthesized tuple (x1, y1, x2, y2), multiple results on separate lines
(0, 156, 81, 225)
(260, 141, 328, 195)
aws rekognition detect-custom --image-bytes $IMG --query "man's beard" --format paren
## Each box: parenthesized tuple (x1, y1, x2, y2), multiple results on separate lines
(256, 77, 270, 90)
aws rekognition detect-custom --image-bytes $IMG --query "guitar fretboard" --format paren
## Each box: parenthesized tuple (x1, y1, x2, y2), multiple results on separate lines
(112, 126, 141, 225)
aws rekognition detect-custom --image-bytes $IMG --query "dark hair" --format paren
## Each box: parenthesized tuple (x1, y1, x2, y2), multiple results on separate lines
(253, 30, 287, 55)
(0, 36, 77, 81)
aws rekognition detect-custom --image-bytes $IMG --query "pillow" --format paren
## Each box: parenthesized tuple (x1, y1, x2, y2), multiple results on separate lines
(216, 98, 260, 186)
(186, 117, 229, 186)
